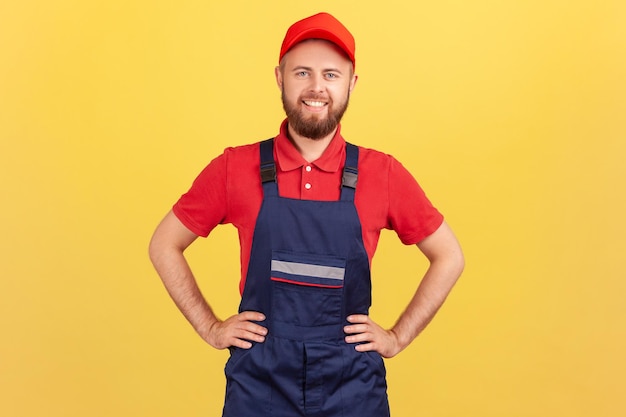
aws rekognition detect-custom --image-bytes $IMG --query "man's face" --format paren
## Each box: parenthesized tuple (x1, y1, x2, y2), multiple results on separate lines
(276, 39, 357, 140)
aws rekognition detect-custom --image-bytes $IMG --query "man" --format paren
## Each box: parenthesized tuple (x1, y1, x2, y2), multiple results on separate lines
(149, 12, 464, 417)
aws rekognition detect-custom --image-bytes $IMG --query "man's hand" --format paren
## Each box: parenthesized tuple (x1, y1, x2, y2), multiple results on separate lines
(204, 311, 268, 350)
(343, 222, 464, 359)
(343, 315, 401, 358)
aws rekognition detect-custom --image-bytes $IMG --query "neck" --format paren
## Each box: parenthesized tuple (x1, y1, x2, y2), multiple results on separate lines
(287, 124, 338, 163)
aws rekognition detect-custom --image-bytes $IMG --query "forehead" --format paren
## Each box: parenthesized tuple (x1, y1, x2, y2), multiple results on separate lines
(282, 39, 352, 70)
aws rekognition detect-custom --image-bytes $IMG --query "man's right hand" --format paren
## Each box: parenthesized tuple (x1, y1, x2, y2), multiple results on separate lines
(149, 212, 268, 351)
(204, 311, 268, 350)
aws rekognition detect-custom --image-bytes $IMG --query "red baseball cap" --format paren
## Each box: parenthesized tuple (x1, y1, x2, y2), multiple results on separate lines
(279, 12, 356, 69)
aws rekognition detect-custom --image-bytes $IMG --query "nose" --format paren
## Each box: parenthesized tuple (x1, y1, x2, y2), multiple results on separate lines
(308, 72, 325, 93)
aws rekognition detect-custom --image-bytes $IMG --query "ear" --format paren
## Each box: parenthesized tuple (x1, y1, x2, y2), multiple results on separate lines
(349, 74, 358, 93)
(275, 66, 283, 90)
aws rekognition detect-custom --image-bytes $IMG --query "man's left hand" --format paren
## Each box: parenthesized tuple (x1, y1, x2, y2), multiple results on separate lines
(343, 315, 401, 358)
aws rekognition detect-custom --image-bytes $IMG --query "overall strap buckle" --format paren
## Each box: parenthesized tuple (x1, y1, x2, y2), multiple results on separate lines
(259, 138, 278, 197)
(340, 143, 359, 201)
(260, 161, 276, 183)
(342, 165, 358, 189)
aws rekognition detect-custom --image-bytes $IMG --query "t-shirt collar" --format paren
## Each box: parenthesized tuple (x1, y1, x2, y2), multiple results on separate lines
(274, 119, 346, 173)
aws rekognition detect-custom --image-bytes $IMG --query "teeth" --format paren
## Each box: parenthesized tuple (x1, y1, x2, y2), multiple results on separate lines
(304, 101, 326, 107)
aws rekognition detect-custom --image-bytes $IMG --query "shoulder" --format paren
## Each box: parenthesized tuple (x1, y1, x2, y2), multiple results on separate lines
(354, 144, 431, 205)
(355, 145, 409, 177)
(189, 141, 263, 187)
(221, 141, 261, 163)
(207, 141, 266, 174)
(355, 145, 392, 166)
(216, 142, 265, 194)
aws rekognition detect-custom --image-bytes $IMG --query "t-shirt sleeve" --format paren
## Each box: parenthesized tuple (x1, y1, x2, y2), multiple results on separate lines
(172, 152, 228, 237)
(387, 156, 444, 245)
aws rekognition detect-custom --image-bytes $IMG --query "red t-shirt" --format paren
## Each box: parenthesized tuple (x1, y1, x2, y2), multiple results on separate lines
(173, 120, 444, 294)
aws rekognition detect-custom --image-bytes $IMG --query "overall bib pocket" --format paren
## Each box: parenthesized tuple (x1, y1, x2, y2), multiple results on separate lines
(270, 250, 345, 327)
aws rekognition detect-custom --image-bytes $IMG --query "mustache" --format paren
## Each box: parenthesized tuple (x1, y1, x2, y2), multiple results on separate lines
(300, 94, 329, 101)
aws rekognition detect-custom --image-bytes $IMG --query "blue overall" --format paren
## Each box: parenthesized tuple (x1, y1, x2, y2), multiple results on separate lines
(222, 139, 390, 417)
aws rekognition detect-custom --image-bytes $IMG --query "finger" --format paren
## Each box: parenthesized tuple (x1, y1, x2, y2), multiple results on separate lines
(226, 327, 267, 349)
(232, 319, 268, 343)
(236, 319, 268, 337)
(237, 329, 267, 344)
(239, 311, 266, 322)
(231, 338, 254, 349)
(237, 319, 268, 332)
(345, 332, 371, 344)
(354, 342, 375, 353)
(239, 321, 267, 335)
(343, 323, 369, 335)
(346, 314, 369, 324)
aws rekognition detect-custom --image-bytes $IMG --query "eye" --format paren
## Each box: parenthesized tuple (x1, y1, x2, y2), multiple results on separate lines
(295, 71, 309, 77)
(325, 73, 338, 79)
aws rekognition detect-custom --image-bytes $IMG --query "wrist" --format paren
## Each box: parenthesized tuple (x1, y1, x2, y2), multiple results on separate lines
(389, 327, 410, 354)
(197, 316, 220, 345)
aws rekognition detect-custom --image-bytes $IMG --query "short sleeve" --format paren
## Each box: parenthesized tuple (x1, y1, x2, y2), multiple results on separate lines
(172, 153, 228, 237)
(387, 157, 444, 245)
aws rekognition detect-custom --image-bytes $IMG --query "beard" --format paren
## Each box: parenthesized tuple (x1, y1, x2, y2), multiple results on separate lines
(282, 88, 350, 140)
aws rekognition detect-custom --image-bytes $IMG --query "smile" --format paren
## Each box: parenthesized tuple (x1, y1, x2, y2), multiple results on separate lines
(303, 100, 327, 107)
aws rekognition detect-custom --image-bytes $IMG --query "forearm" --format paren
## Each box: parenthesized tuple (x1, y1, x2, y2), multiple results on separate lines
(390, 221, 465, 353)
(344, 222, 464, 358)
(391, 256, 463, 351)
(149, 211, 268, 350)
(150, 245, 219, 341)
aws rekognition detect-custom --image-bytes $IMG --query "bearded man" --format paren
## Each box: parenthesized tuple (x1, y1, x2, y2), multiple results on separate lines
(149, 12, 464, 417)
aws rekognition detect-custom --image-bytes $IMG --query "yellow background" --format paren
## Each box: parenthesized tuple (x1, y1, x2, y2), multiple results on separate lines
(1, 0, 625, 416)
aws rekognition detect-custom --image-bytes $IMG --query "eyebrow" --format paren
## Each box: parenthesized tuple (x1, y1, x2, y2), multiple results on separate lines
(291, 65, 344, 74)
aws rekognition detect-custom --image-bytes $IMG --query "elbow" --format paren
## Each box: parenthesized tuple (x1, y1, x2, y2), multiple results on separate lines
(148, 230, 170, 268)
(148, 233, 161, 267)
(448, 238, 465, 279)
(454, 250, 465, 280)
(440, 242, 465, 283)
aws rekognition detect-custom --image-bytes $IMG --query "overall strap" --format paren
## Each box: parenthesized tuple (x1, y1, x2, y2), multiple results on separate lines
(260, 139, 359, 200)
(340, 143, 359, 202)
(259, 138, 278, 197)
